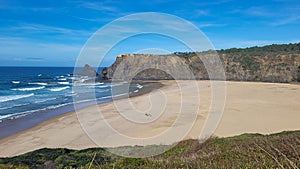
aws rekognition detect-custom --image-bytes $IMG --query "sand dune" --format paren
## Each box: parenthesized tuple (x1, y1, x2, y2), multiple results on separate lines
(0, 80, 300, 157)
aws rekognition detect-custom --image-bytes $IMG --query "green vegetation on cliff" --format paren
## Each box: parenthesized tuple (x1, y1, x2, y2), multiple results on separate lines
(218, 43, 300, 55)
(175, 42, 300, 56)
(1, 131, 299, 168)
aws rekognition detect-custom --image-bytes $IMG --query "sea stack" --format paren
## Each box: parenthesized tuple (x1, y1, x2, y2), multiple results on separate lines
(79, 64, 98, 77)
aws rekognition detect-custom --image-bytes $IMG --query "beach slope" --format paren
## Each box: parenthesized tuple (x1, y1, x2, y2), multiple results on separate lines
(0, 80, 300, 157)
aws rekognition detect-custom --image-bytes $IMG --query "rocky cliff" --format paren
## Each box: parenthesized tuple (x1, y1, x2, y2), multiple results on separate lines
(105, 43, 300, 83)
(79, 64, 98, 77)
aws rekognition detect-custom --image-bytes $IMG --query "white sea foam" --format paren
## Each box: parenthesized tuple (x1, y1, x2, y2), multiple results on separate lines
(0, 93, 34, 103)
(110, 83, 123, 87)
(0, 111, 32, 120)
(58, 82, 70, 85)
(0, 114, 14, 120)
(79, 79, 87, 83)
(58, 78, 67, 81)
(96, 85, 109, 88)
(0, 92, 120, 120)
(137, 84, 143, 89)
(112, 93, 128, 98)
(34, 97, 57, 103)
(28, 82, 48, 86)
(0, 108, 43, 120)
(65, 93, 78, 97)
(68, 77, 78, 80)
(11, 86, 45, 91)
(49, 86, 70, 92)
(0, 102, 71, 120)
(74, 82, 103, 86)
(73, 98, 97, 104)
(46, 103, 69, 109)
(100, 95, 112, 99)
(12, 81, 20, 84)
(0, 103, 30, 110)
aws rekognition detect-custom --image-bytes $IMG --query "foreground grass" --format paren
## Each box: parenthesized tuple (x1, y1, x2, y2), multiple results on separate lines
(0, 131, 299, 168)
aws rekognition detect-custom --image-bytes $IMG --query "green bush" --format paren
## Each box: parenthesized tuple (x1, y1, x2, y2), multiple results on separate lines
(239, 54, 259, 72)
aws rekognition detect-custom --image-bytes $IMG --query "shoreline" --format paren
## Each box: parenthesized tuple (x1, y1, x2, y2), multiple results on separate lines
(0, 81, 163, 140)
(0, 80, 300, 157)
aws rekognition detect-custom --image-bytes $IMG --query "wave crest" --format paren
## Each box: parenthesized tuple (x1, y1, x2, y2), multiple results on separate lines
(48, 86, 70, 92)
(11, 86, 45, 91)
(0, 93, 34, 103)
(28, 82, 48, 86)
(11, 81, 20, 84)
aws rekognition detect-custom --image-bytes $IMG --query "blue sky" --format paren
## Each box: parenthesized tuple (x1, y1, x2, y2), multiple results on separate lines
(0, 0, 299, 67)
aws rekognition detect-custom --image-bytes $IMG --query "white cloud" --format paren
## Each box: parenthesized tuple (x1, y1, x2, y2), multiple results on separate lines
(73, 16, 115, 23)
(197, 23, 227, 28)
(195, 9, 210, 16)
(80, 2, 118, 12)
(187, 0, 233, 7)
(7, 24, 92, 36)
(229, 6, 275, 18)
(244, 6, 274, 17)
(271, 16, 300, 26)
(0, 2, 58, 12)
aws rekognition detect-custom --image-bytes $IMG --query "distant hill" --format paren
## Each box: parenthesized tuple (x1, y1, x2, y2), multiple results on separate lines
(104, 43, 300, 83)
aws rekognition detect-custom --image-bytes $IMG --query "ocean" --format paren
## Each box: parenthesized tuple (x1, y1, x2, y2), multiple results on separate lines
(0, 67, 142, 138)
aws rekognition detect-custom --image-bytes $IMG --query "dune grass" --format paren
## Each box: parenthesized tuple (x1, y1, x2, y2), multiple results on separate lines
(0, 130, 299, 168)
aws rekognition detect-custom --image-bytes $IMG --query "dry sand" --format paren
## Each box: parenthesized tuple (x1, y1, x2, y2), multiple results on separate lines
(0, 80, 300, 157)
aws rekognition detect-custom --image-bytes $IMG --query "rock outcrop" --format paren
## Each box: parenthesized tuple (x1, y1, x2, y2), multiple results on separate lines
(100, 67, 108, 80)
(221, 53, 300, 82)
(79, 64, 98, 77)
(105, 44, 300, 83)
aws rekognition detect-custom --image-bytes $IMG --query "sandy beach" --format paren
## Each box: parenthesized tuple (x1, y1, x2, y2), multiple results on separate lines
(0, 80, 300, 157)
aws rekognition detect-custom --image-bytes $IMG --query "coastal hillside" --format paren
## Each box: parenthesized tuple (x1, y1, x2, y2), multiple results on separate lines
(105, 43, 300, 82)
(1, 131, 299, 168)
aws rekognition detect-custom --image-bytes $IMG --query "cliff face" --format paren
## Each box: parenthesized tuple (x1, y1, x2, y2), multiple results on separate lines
(105, 52, 300, 83)
(221, 53, 300, 82)
(107, 54, 196, 80)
